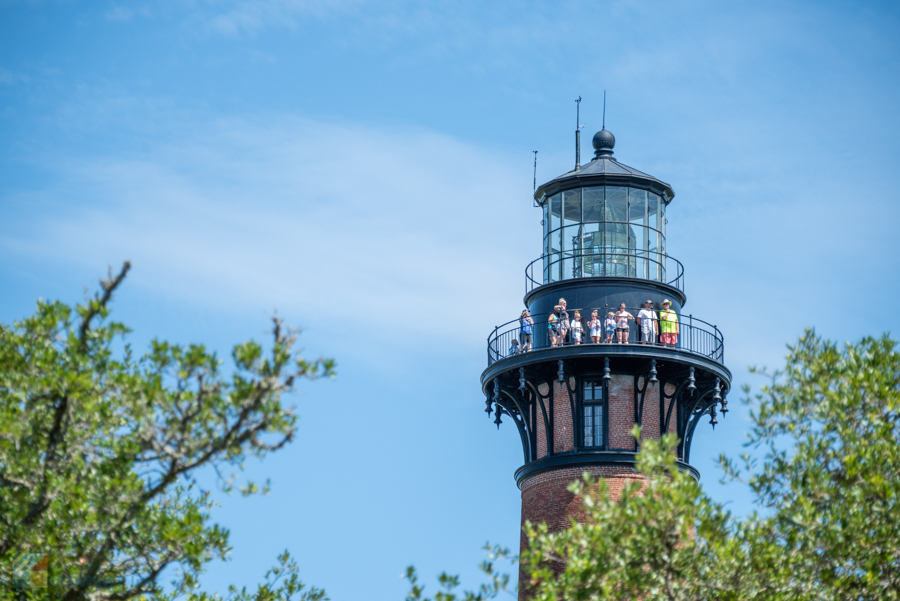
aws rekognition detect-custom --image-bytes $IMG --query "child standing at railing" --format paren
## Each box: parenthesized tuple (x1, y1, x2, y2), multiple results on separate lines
(604, 312, 616, 343)
(571, 311, 583, 345)
(508, 339, 520, 356)
(589, 310, 602, 344)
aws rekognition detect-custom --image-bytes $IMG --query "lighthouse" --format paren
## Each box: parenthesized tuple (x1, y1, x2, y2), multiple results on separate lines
(480, 126, 731, 597)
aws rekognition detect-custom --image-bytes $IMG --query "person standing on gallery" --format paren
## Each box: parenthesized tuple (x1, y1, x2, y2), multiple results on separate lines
(520, 309, 534, 352)
(615, 303, 634, 344)
(557, 298, 570, 346)
(570, 311, 583, 345)
(637, 300, 657, 345)
(604, 312, 616, 343)
(659, 299, 680, 348)
(589, 310, 602, 344)
(548, 307, 560, 347)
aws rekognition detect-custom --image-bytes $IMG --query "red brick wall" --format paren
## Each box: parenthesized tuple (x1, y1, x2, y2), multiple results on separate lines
(534, 381, 574, 459)
(640, 377, 661, 443)
(664, 382, 679, 458)
(520, 465, 644, 532)
(532, 376, 675, 458)
(518, 375, 681, 599)
(607, 374, 636, 449)
(553, 380, 574, 454)
(536, 383, 549, 459)
(535, 400, 546, 459)
(665, 382, 677, 435)
(518, 465, 647, 600)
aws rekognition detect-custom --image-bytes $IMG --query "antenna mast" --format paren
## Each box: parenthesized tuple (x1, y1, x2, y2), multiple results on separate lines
(575, 96, 582, 172)
(602, 90, 606, 129)
(533, 150, 538, 194)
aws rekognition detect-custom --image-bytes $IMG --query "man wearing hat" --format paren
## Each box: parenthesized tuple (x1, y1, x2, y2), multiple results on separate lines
(658, 299, 679, 348)
(636, 299, 657, 345)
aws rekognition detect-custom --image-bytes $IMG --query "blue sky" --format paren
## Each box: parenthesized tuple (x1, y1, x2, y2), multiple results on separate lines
(2, 0, 899, 598)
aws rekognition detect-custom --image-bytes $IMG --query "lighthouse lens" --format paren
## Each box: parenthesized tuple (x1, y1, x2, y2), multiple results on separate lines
(541, 186, 666, 285)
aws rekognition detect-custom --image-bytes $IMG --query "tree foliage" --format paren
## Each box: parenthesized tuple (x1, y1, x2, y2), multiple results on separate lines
(186, 552, 326, 601)
(514, 330, 900, 600)
(0, 264, 334, 600)
(5, 265, 897, 601)
(522, 431, 731, 601)
(403, 545, 515, 601)
(720, 330, 900, 598)
(414, 331, 900, 600)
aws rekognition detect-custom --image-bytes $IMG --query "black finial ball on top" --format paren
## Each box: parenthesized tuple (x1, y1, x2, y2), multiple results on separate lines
(592, 128, 615, 157)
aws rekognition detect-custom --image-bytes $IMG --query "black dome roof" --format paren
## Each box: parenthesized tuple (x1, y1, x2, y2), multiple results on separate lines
(534, 129, 674, 203)
(592, 128, 616, 156)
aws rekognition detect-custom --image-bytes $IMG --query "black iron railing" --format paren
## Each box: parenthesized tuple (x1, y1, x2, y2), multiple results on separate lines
(525, 250, 685, 294)
(487, 307, 723, 367)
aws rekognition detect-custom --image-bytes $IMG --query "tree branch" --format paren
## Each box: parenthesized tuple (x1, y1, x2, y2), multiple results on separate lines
(78, 261, 130, 351)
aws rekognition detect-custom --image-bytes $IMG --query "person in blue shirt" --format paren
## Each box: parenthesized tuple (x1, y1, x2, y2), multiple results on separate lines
(604, 312, 616, 343)
(508, 339, 520, 356)
(519, 309, 534, 352)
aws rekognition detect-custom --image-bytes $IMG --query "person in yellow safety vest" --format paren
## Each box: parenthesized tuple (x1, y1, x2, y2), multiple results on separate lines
(658, 299, 679, 348)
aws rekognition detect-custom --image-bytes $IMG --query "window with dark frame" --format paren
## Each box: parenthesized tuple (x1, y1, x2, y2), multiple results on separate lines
(582, 381, 604, 448)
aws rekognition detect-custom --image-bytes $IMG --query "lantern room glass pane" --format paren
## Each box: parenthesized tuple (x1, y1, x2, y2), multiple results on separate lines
(629, 189, 648, 279)
(605, 223, 631, 276)
(648, 193, 660, 233)
(648, 193, 661, 281)
(543, 203, 548, 241)
(582, 223, 602, 276)
(543, 215, 549, 284)
(660, 198, 667, 242)
(629, 189, 647, 228)
(563, 189, 581, 225)
(562, 190, 582, 278)
(659, 198, 666, 281)
(549, 194, 562, 235)
(659, 225, 666, 281)
(561, 224, 581, 279)
(605, 187, 632, 277)
(561, 224, 580, 252)
(542, 185, 667, 285)
(547, 252, 561, 283)
(546, 194, 562, 283)
(605, 187, 627, 223)
(582, 222, 602, 252)
(582, 187, 604, 222)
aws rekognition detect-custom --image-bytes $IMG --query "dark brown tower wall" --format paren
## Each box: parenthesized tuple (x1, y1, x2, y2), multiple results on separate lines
(518, 374, 671, 600)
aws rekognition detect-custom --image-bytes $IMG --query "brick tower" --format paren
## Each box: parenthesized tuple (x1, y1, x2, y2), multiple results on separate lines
(480, 126, 731, 596)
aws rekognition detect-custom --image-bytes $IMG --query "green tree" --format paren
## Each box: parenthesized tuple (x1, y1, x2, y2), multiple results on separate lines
(519, 331, 900, 600)
(412, 331, 900, 600)
(0, 264, 333, 601)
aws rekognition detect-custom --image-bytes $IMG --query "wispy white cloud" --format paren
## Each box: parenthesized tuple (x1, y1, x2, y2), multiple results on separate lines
(102, 3, 152, 22)
(0, 66, 31, 86)
(105, 5, 132, 22)
(0, 117, 535, 352)
(195, 0, 367, 36)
